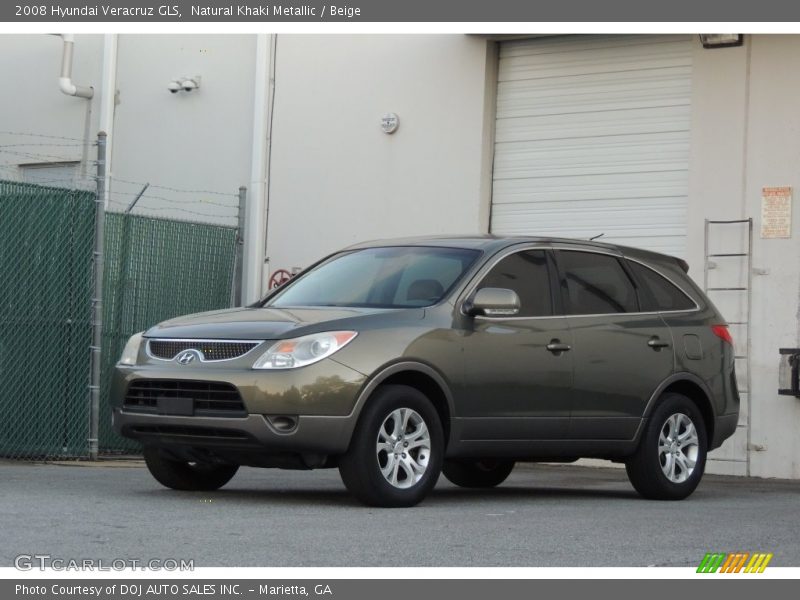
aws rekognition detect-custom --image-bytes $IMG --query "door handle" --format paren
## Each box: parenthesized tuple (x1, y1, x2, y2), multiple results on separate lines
(546, 340, 571, 354)
(647, 337, 670, 349)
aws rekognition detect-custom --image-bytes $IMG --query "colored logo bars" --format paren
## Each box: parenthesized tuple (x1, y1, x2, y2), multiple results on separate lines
(697, 552, 773, 573)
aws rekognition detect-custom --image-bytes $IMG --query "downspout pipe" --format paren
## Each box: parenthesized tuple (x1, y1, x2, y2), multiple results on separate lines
(58, 34, 94, 99)
(98, 34, 118, 208)
(244, 33, 274, 303)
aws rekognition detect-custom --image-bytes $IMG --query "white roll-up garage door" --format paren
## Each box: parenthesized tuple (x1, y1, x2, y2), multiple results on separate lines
(491, 35, 692, 257)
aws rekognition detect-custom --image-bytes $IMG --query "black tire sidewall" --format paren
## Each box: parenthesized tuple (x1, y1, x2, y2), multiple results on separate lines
(340, 385, 444, 507)
(628, 393, 708, 500)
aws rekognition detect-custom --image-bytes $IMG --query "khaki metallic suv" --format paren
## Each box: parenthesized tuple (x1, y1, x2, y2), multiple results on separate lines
(112, 236, 739, 507)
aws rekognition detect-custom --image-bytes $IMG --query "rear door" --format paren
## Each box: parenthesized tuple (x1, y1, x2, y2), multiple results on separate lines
(553, 248, 674, 440)
(459, 247, 573, 440)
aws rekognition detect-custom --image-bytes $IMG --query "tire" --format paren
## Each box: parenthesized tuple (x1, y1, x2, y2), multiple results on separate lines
(443, 459, 515, 488)
(143, 447, 238, 491)
(339, 384, 444, 507)
(625, 393, 708, 500)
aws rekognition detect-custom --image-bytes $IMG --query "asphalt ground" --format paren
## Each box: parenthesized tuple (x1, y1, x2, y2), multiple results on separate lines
(1, 460, 798, 567)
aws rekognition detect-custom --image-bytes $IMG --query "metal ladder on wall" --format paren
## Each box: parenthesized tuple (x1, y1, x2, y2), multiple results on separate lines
(703, 218, 753, 475)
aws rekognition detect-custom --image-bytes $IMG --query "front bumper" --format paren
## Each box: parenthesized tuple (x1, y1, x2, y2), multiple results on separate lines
(112, 408, 356, 455)
(111, 357, 367, 455)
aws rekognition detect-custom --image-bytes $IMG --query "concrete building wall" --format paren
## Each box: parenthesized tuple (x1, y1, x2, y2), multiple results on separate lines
(0, 34, 255, 224)
(0, 34, 103, 180)
(685, 37, 751, 475)
(264, 34, 496, 278)
(741, 36, 800, 479)
(109, 34, 256, 224)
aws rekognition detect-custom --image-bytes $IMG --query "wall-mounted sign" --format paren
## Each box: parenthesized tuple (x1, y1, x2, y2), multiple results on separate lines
(760, 186, 792, 239)
(381, 113, 399, 134)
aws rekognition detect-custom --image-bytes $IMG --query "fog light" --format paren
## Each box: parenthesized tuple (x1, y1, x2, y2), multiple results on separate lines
(266, 415, 298, 432)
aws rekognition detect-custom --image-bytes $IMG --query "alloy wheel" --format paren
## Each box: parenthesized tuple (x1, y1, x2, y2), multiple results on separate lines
(375, 407, 431, 489)
(658, 413, 699, 484)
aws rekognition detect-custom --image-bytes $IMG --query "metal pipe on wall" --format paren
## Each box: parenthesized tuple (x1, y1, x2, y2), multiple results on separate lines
(58, 34, 94, 99)
(244, 33, 276, 303)
(98, 34, 118, 209)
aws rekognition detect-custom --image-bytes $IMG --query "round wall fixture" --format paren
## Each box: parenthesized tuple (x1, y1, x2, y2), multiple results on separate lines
(381, 113, 399, 134)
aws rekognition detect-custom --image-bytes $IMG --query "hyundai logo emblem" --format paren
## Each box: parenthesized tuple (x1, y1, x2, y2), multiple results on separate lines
(176, 350, 201, 365)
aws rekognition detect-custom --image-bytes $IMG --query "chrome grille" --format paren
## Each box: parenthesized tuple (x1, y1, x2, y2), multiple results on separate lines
(148, 339, 259, 361)
(123, 380, 246, 417)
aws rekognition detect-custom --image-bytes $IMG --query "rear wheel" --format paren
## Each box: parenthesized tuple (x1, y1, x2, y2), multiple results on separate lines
(143, 447, 238, 491)
(625, 393, 707, 500)
(443, 459, 515, 488)
(339, 385, 444, 507)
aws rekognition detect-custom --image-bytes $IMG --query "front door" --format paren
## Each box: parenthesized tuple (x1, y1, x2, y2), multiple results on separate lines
(460, 249, 573, 441)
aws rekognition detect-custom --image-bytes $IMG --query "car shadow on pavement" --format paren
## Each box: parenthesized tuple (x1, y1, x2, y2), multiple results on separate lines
(430, 485, 640, 503)
(130, 483, 641, 508)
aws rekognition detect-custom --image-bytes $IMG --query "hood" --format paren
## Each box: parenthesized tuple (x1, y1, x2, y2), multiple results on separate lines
(144, 306, 412, 340)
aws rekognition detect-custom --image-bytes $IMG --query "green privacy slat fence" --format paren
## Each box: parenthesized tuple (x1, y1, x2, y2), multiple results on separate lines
(0, 180, 96, 458)
(99, 212, 238, 453)
(0, 180, 237, 458)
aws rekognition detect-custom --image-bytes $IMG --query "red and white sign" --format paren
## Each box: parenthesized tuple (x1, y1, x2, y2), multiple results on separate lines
(761, 186, 792, 239)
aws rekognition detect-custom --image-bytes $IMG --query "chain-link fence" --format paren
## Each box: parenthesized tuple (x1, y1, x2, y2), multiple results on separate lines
(0, 172, 240, 459)
(0, 180, 96, 458)
(99, 212, 238, 454)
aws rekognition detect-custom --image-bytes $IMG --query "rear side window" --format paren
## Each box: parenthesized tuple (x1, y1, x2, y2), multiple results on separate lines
(557, 250, 638, 314)
(628, 261, 696, 312)
(476, 250, 552, 317)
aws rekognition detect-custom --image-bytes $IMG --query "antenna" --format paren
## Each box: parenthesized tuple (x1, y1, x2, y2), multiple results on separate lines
(590, 233, 605, 241)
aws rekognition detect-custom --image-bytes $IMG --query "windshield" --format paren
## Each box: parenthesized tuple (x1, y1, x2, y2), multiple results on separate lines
(267, 246, 481, 309)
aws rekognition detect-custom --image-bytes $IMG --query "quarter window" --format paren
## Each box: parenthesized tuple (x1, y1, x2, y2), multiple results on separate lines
(557, 251, 638, 314)
(628, 261, 696, 311)
(476, 250, 552, 317)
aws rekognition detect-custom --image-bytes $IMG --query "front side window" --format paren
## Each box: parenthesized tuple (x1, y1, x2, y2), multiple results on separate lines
(557, 250, 638, 315)
(268, 246, 480, 309)
(476, 250, 553, 317)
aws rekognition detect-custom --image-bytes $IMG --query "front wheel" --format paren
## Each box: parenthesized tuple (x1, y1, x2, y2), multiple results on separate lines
(625, 393, 707, 500)
(443, 459, 515, 488)
(143, 447, 238, 491)
(339, 385, 444, 507)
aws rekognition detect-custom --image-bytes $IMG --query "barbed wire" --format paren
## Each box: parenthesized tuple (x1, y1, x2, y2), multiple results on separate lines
(107, 188, 236, 209)
(106, 197, 238, 224)
(0, 148, 85, 162)
(0, 130, 90, 143)
(0, 135, 244, 223)
(111, 176, 238, 197)
(0, 142, 87, 148)
(0, 182, 237, 226)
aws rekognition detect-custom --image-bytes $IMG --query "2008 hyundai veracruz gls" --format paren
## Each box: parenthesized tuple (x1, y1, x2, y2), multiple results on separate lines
(112, 236, 739, 507)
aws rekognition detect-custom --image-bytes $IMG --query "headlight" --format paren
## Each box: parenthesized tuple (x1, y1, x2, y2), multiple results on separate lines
(118, 332, 144, 366)
(253, 331, 357, 370)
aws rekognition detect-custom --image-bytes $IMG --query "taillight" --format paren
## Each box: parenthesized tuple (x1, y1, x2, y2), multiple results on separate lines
(711, 324, 734, 346)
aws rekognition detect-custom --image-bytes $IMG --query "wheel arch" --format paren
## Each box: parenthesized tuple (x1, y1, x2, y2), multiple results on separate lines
(640, 373, 716, 446)
(348, 361, 456, 448)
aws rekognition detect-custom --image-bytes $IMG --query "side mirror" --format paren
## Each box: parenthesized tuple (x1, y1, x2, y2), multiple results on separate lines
(466, 287, 520, 317)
